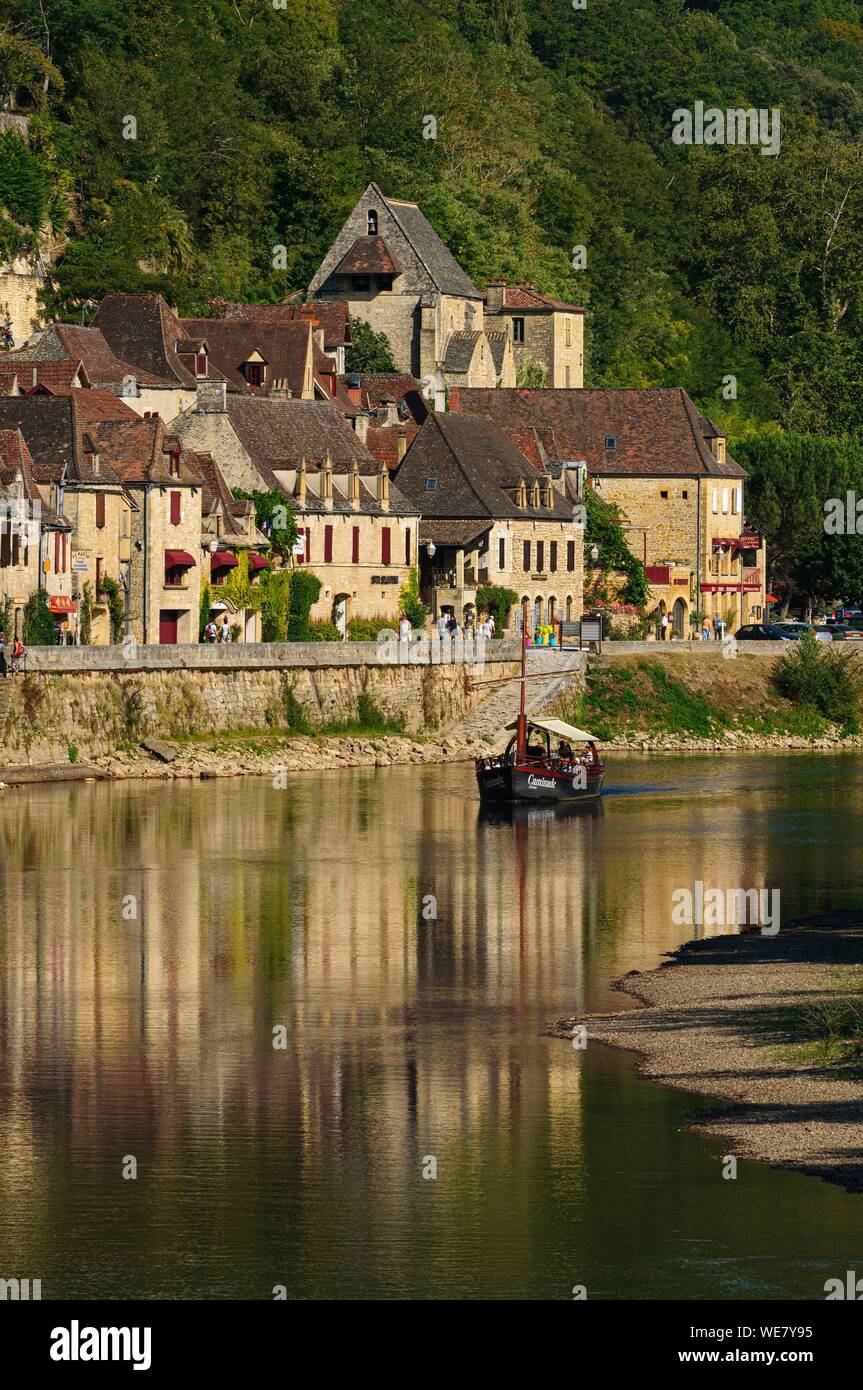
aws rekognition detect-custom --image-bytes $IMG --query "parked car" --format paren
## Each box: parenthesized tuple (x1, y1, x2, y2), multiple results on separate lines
(780, 622, 833, 642)
(824, 623, 863, 641)
(734, 623, 796, 641)
(813, 625, 840, 641)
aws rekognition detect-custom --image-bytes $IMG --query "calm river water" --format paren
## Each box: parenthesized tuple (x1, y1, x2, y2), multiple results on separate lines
(1, 754, 862, 1300)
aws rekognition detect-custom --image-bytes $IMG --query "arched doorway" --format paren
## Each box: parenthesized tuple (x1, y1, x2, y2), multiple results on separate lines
(566, 596, 573, 622)
(672, 597, 687, 638)
(533, 596, 542, 632)
(333, 593, 349, 639)
(547, 596, 556, 624)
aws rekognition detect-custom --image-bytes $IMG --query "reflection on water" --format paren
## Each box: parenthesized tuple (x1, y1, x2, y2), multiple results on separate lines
(1, 754, 862, 1299)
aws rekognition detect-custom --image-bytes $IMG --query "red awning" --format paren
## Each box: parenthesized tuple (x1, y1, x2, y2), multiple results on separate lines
(248, 553, 270, 572)
(49, 595, 76, 614)
(210, 550, 239, 570)
(165, 550, 196, 568)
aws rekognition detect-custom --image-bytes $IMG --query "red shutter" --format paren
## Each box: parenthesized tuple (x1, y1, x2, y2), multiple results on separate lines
(352, 526, 360, 564)
(381, 526, 391, 565)
(404, 527, 411, 566)
(54, 531, 60, 573)
(304, 527, 311, 563)
(96, 493, 106, 529)
(62, 533, 67, 573)
(324, 524, 333, 563)
(170, 491, 181, 526)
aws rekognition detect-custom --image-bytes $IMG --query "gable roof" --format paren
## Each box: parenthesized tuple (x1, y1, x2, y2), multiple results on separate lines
(0, 427, 40, 500)
(449, 388, 746, 479)
(443, 330, 486, 375)
(486, 285, 585, 314)
(0, 359, 89, 393)
(214, 300, 353, 351)
(92, 415, 204, 486)
(0, 391, 139, 486)
(225, 396, 376, 472)
(338, 372, 429, 424)
(180, 316, 316, 395)
(92, 293, 225, 389)
(375, 187, 481, 299)
(335, 235, 400, 277)
(395, 412, 571, 520)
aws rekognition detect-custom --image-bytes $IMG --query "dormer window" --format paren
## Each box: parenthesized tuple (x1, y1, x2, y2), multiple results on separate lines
(517, 479, 527, 508)
(169, 451, 181, 479)
(605, 436, 616, 450)
(368, 210, 378, 234)
(195, 352, 207, 377)
(245, 362, 264, 388)
(352, 275, 370, 291)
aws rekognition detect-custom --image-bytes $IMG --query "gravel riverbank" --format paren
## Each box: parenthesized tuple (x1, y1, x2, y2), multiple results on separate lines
(554, 913, 863, 1193)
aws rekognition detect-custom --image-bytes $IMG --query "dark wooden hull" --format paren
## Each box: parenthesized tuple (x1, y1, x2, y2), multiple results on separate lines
(476, 762, 604, 804)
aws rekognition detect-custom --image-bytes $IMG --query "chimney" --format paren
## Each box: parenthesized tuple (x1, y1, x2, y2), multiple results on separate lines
(397, 429, 408, 463)
(345, 373, 363, 408)
(354, 413, 369, 445)
(380, 396, 398, 427)
(350, 459, 360, 511)
(377, 458, 389, 512)
(297, 457, 307, 508)
(448, 386, 460, 412)
(322, 453, 333, 511)
(485, 280, 506, 314)
(196, 380, 227, 413)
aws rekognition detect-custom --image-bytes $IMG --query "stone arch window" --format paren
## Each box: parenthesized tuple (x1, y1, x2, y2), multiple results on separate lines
(566, 596, 573, 621)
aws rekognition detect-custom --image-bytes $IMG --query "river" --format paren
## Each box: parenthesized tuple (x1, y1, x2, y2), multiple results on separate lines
(1, 753, 861, 1300)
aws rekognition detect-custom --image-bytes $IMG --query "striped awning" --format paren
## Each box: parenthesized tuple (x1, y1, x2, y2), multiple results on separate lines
(165, 550, 196, 568)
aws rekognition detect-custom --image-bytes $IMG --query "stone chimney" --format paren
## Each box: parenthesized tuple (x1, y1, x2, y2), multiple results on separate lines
(196, 380, 227, 413)
(448, 386, 460, 412)
(380, 395, 398, 427)
(350, 459, 361, 511)
(322, 453, 333, 511)
(377, 459, 389, 512)
(397, 429, 408, 463)
(297, 457, 307, 508)
(354, 413, 369, 445)
(485, 280, 507, 314)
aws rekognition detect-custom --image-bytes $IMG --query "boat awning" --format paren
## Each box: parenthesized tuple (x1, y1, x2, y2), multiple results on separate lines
(505, 715, 600, 743)
(210, 550, 239, 570)
(165, 550, 196, 568)
(248, 553, 270, 571)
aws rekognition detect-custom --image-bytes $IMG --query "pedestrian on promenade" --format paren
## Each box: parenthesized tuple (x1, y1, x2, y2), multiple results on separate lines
(660, 611, 669, 640)
(399, 612, 411, 643)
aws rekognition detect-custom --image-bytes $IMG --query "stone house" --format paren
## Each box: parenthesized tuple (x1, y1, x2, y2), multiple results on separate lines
(308, 183, 513, 402)
(168, 384, 419, 631)
(10, 322, 175, 412)
(213, 300, 354, 374)
(449, 387, 766, 633)
(0, 428, 58, 640)
(195, 450, 271, 643)
(483, 283, 585, 388)
(0, 391, 141, 643)
(394, 411, 584, 630)
(92, 416, 205, 645)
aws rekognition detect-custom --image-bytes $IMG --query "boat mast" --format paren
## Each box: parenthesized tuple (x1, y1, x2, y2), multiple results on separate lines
(516, 597, 527, 761)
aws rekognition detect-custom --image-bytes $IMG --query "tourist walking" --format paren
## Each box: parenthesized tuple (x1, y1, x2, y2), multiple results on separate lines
(713, 613, 723, 641)
(437, 612, 448, 642)
(399, 613, 411, 642)
(661, 611, 670, 641)
(204, 620, 218, 643)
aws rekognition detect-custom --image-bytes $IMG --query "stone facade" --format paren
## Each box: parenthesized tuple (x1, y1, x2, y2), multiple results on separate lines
(124, 482, 203, 645)
(484, 283, 585, 388)
(56, 485, 133, 644)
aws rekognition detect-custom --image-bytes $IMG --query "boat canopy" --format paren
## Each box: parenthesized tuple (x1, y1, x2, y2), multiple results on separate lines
(504, 715, 600, 744)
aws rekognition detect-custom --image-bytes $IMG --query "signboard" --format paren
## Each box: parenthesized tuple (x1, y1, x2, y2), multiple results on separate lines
(71, 550, 89, 574)
(580, 617, 603, 649)
(292, 537, 305, 557)
(371, 575, 399, 585)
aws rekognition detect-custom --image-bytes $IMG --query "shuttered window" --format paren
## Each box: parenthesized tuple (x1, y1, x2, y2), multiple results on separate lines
(381, 526, 391, 565)
(96, 493, 106, 529)
(170, 491, 181, 526)
(405, 527, 411, 566)
(324, 524, 333, 563)
(567, 540, 575, 572)
(352, 526, 360, 564)
(522, 540, 530, 572)
(536, 541, 544, 573)
(550, 541, 557, 573)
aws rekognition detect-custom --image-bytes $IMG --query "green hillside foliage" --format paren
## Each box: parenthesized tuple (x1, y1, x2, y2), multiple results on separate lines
(2, 0, 863, 435)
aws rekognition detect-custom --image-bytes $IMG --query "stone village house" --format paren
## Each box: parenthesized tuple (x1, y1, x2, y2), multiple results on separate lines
(449, 387, 767, 633)
(394, 411, 585, 631)
(168, 384, 419, 632)
(0, 428, 65, 640)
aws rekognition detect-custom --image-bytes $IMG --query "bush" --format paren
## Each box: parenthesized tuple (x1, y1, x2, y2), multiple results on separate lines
(23, 590, 55, 645)
(347, 614, 392, 641)
(774, 631, 860, 728)
(307, 618, 340, 641)
(287, 570, 322, 641)
(260, 568, 291, 641)
(399, 567, 427, 629)
(476, 584, 518, 634)
(98, 574, 126, 642)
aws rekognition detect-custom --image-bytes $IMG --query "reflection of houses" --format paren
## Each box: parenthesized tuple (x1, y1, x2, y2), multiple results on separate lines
(395, 411, 584, 628)
(308, 183, 514, 401)
(168, 384, 418, 630)
(196, 450, 270, 643)
(449, 387, 767, 633)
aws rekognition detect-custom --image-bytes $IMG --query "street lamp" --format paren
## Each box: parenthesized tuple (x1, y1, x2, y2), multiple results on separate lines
(590, 544, 599, 563)
(426, 541, 436, 558)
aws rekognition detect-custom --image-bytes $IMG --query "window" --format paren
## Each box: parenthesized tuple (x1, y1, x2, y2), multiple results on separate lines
(96, 557, 103, 594)
(245, 362, 264, 388)
(96, 493, 106, 529)
(567, 540, 575, 572)
(12, 532, 20, 566)
(169, 452, 180, 478)
(712, 489, 718, 514)
(195, 352, 207, 377)
(550, 541, 558, 573)
(523, 540, 531, 572)
(381, 526, 391, 565)
(565, 318, 571, 347)
(512, 318, 525, 343)
(536, 540, 544, 573)
(165, 565, 186, 588)
(660, 490, 668, 500)
(324, 524, 333, 563)
(170, 491, 181, 526)
(425, 478, 438, 491)
(405, 528, 411, 566)
(721, 488, 729, 514)
(605, 437, 616, 450)
(498, 536, 505, 570)
(353, 275, 370, 291)
(352, 526, 360, 564)
(367, 210, 378, 234)
(54, 531, 60, 573)
(378, 275, 393, 291)
(565, 366, 571, 387)
(682, 489, 688, 499)
(732, 487, 741, 515)
(304, 527, 311, 563)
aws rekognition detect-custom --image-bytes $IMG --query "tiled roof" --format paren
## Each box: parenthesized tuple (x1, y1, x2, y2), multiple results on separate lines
(487, 285, 585, 314)
(365, 421, 419, 469)
(395, 413, 571, 520)
(0, 427, 40, 500)
(215, 300, 353, 350)
(0, 391, 139, 485)
(335, 235, 400, 276)
(92, 293, 226, 389)
(449, 388, 746, 479)
(194, 451, 256, 539)
(180, 316, 315, 395)
(419, 518, 492, 549)
(337, 372, 428, 424)
(226, 397, 376, 471)
(443, 330, 484, 374)
(0, 359, 89, 392)
(15, 323, 174, 389)
(485, 331, 510, 376)
(379, 188, 481, 299)
(93, 416, 204, 486)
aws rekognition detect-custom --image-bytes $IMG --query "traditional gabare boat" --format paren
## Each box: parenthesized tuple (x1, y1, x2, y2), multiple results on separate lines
(475, 713, 605, 804)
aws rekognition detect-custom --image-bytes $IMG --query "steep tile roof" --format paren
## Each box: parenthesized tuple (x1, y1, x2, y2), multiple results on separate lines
(215, 300, 353, 351)
(0, 427, 40, 500)
(335, 235, 400, 276)
(0, 359, 89, 392)
(93, 416, 204, 486)
(443, 330, 485, 374)
(0, 391, 139, 485)
(226, 397, 376, 471)
(338, 372, 429, 424)
(180, 316, 315, 395)
(487, 285, 585, 314)
(395, 412, 571, 520)
(92, 293, 225, 389)
(450, 388, 746, 478)
(379, 188, 481, 299)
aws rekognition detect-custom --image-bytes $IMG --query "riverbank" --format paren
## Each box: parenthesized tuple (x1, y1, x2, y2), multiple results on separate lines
(555, 913, 863, 1193)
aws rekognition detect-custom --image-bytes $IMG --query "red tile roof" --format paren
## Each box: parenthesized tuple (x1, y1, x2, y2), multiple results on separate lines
(486, 284, 585, 314)
(335, 235, 400, 277)
(214, 300, 353, 350)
